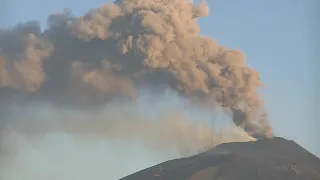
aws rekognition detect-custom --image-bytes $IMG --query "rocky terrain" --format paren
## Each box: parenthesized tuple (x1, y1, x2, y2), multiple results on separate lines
(120, 137, 320, 180)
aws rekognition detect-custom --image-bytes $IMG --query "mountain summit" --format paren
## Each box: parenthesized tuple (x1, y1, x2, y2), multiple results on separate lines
(120, 137, 320, 180)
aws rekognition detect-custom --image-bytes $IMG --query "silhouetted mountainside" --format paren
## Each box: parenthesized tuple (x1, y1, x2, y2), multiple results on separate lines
(120, 137, 320, 180)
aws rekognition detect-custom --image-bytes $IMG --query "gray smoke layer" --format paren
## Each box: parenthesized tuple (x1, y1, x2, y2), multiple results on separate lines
(0, 0, 272, 138)
(0, 90, 255, 179)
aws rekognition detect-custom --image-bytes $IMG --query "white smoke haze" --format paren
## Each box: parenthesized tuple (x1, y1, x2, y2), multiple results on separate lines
(0, 89, 255, 179)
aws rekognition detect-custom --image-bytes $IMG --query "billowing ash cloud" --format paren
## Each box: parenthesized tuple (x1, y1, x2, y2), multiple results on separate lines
(0, 0, 272, 139)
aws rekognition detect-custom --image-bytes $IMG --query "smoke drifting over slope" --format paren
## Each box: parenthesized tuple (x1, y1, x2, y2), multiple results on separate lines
(0, 90, 255, 155)
(0, 91, 256, 179)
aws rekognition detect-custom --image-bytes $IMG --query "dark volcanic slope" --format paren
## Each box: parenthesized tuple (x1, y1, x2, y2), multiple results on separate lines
(120, 137, 320, 180)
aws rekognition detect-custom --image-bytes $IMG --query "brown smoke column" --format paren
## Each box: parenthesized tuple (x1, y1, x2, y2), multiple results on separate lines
(0, 0, 272, 138)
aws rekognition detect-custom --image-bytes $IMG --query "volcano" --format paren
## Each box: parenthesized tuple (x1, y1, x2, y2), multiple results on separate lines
(120, 137, 320, 180)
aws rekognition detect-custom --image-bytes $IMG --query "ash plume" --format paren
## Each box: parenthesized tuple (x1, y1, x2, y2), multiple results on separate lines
(0, 0, 272, 143)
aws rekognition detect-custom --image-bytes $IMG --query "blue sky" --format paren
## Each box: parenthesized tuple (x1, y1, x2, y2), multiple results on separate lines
(0, 0, 319, 176)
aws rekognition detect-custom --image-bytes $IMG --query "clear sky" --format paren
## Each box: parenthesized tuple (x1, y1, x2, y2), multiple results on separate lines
(0, 0, 319, 178)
